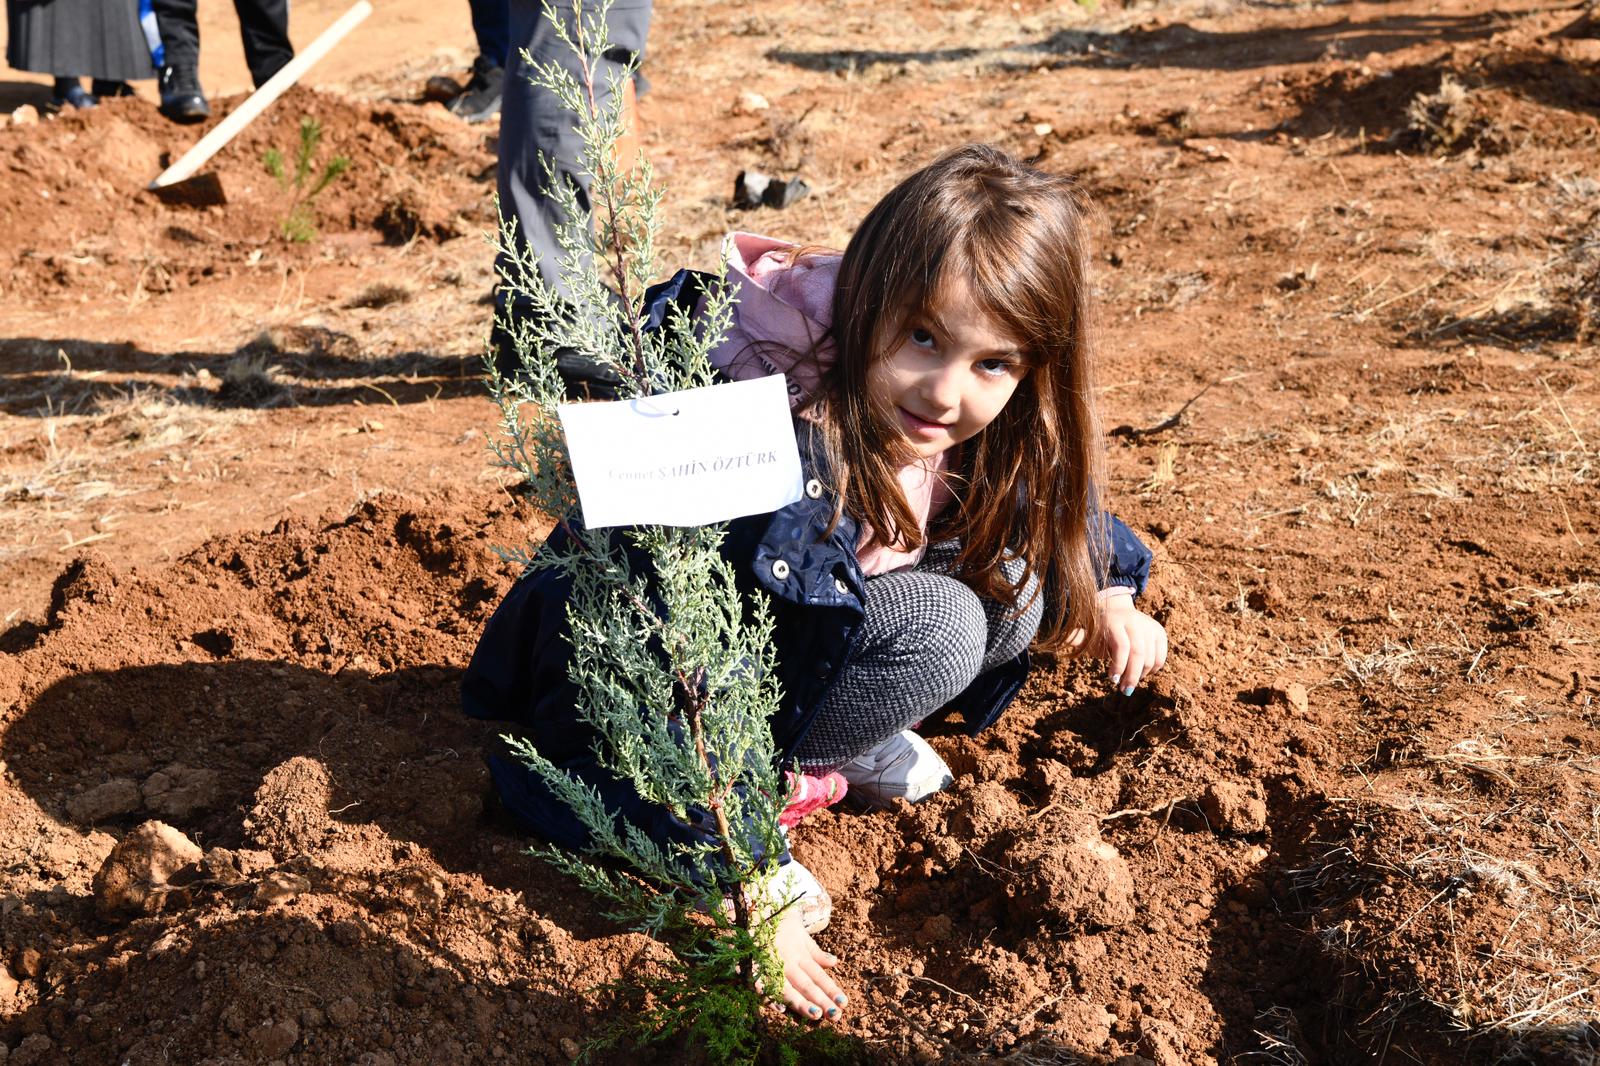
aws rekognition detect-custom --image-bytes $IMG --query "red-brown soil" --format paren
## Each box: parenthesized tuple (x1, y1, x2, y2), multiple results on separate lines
(2, 0, 1597, 1063)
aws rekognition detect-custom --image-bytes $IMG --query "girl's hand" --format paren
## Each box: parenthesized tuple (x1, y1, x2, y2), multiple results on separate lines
(1096, 591, 1168, 696)
(773, 909, 848, 1022)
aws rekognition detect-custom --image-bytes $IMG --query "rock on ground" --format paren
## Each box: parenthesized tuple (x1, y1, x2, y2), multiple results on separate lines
(65, 778, 141, 824)
(91, 821, 202, 920)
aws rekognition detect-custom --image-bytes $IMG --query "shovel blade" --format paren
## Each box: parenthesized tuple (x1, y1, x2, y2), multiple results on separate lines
(149, 172, 227, 207)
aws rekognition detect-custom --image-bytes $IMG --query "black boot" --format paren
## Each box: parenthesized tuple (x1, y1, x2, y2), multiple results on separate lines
(50, 77, 97, 112)
(158, 66, 210, 123)
(91, 79, 137, 98)
(448, 54, 504, 124)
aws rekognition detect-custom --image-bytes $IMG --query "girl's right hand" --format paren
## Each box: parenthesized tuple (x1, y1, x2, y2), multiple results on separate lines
(773, 908, 848, 1022)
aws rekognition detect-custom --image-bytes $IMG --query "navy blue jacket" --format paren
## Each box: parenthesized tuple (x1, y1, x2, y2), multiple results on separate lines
(462, 274, 1155, 858)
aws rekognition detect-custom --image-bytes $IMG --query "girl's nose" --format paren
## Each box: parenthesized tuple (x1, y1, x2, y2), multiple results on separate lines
(920, 364, 962, 413)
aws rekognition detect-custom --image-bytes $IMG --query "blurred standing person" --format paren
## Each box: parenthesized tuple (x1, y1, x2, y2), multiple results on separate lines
(150, 0, 293, 122)
(492, 0, 651, 396)
(5, 0, 153, 110)
(442, 0, 507, 123)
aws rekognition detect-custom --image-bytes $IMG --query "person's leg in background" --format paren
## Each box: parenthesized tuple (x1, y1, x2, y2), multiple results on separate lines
(492, 0, 652, 395)
(233, 0, 294, 87)
(150, 0, 209, 121)
(450, 0, 510, 123)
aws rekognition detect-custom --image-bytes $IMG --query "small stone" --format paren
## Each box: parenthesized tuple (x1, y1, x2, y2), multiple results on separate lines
(1138, 1017, 1186, 1066)
(254, 870, 311, 906)
(92, 821, 202, 920)
(249, 1019, 300, 1059)
(14, 947, 42, 978)
(1044, 999, 1113, 1049)
(733, 90, 769, 114)
(1273, 682, 1310, 717)
(326, 996, 359, 1028)
(1033, 122, 1053, 136)
(0, 962, 20, 999)
(66, 779, 141, 824)
(559, 1037, 581, 1060)
(141, 764, 221, 819)
(10, 105, 39, 127)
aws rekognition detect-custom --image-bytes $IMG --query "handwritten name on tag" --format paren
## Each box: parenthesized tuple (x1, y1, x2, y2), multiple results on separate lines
(557, 374, 804, 529)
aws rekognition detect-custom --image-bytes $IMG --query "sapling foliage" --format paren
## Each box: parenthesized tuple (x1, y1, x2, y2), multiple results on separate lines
(262, 117, 351, 242)
(484, 0, 796, 1056)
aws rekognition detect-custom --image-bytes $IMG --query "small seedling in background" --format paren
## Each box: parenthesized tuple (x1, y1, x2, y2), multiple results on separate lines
(263, 117, 352, 242)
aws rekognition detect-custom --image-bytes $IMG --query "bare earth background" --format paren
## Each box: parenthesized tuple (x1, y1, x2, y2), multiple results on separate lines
(1, 0, 1597, 1063)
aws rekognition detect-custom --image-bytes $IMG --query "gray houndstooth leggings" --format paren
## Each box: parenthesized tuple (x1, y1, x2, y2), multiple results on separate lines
(792, 543, 1043, 771)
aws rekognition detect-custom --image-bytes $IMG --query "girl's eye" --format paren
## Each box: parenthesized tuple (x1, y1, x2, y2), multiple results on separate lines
(909, 328, 937, 349)
(978, 357, 1017, 377)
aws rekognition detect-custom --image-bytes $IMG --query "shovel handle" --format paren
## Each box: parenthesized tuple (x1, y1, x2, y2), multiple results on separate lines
(148, 0, 373, 190)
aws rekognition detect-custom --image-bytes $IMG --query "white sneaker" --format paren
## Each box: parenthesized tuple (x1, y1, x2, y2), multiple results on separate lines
(837, 730, 954, 809)
(768, 859, 832, 933)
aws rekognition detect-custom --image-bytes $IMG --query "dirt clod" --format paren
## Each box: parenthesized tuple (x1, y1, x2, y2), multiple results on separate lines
(1200, 781, 1268, 836)
(91, 821, 202, 920)
(1272, 681, 1310, 717)
(246, 756, 333, 857)
(140, 763, 221, 819)
(1001, 813, 1136, 928)
(64, 778, 141, 824)
(248, 1018, 301, 1058)
(254, 870, 312, 906)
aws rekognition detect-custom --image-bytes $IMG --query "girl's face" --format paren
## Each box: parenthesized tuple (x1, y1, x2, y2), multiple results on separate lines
(868, 275, 1030, 460)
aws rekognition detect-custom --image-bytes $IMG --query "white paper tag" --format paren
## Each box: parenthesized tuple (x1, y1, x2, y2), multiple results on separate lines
(557, 374, 804, 529)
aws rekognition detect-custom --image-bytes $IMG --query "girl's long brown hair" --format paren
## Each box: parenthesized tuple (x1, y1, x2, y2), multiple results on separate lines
(806, 144, 1108, 655)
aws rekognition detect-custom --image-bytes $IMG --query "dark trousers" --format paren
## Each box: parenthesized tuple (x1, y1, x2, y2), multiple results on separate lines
(492, 0, 652, 383)
(468, 0, 509, 68)
(792, 545, 1043, 772)
(151, 0, 294, 87)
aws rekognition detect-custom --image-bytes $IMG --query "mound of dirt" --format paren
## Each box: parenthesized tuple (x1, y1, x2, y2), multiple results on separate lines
(0, 87, 495, 300)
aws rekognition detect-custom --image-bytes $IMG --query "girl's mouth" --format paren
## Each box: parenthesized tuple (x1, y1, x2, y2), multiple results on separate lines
(897, 407, 951, 439)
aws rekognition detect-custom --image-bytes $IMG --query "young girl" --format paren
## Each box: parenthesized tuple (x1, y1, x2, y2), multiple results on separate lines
(464, 144, 1167, 1023)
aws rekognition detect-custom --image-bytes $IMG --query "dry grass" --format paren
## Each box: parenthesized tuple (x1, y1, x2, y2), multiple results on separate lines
(0, 386, 251, 567)
(217, 353, 289, 407)
(1241, 1005, 1311, 1066)
(345, 282, 414, 309)
(1306, 786, 1600, 1043)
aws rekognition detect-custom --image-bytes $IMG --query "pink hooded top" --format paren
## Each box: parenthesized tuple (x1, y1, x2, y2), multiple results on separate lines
(705, 233, 952, 575)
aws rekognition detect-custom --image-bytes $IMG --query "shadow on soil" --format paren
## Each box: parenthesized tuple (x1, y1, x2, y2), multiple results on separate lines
(0, 79, 54, 112)
(0, 336, 484, 416)
(3, 657, 880, 1064)
(2, 661, 520, 883)
(1285, 50, 1600, 140)
(0, 897, 597, 1063)
(768, 9, 1514, 76)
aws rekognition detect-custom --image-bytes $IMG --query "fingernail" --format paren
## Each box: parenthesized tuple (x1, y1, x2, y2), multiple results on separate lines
(834, 994, 847, 1006)
(1108, 673, 1121, 686)
(827, 1007, 839, 1018)
(809, 1005, 821, 1017)
(1122, 685, 1135, 697)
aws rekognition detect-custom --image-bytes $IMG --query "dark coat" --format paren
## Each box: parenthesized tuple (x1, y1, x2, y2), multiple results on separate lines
(462, 273, 1155, 858)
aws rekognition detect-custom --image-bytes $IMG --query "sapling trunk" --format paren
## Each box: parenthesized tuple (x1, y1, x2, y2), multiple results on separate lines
(483, 0, 792, 1054)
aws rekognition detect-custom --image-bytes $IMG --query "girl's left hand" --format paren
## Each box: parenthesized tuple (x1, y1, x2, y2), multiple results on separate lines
(1096, 592, 1168, 696)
